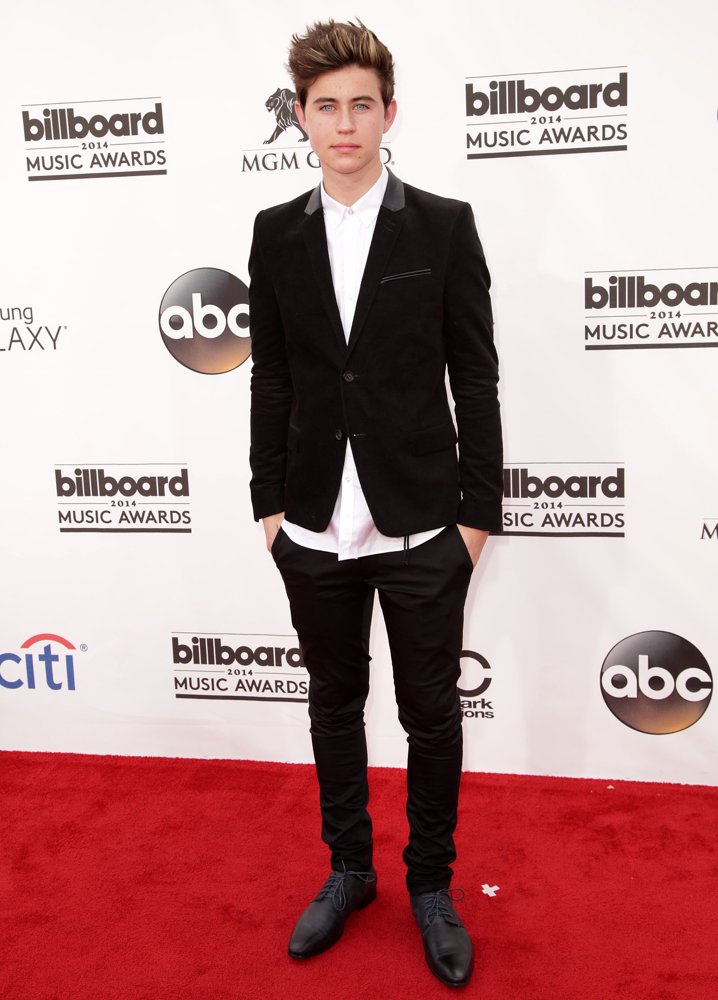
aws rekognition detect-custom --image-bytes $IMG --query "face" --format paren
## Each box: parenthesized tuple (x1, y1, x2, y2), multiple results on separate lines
(296, 64, 397, 189)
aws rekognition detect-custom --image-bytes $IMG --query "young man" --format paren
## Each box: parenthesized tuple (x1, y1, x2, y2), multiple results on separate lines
(249, 20, 502, 988)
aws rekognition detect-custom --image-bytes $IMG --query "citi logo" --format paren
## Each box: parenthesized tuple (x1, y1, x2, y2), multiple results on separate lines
(23, 103, 164, 141)
(600, 631, 712, 734)
(586, 275, 718, 310)
(503, 467, 624, 499)
(172, 636, 305, 668)
(55, 467, 189, 498)
(0, 634, 78, 691)
(466, 72, 627, 117)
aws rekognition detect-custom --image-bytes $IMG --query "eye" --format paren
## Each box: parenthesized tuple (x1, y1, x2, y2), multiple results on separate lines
(354, 103, 370, 111)
(318, 104, 335, 112)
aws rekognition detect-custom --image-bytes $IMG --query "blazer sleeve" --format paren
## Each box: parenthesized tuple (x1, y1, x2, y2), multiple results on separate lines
(248, 212, 293, 521)
(443, 202, 504, 532)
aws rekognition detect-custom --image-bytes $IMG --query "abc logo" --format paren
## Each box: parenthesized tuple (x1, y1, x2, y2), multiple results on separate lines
(159, 268, 250, 374)
(458, 650, 491, 697)
(600, 630, 712, 734)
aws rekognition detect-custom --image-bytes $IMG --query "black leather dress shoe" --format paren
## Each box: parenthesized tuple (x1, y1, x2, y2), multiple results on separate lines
(410, 888, 474, 987)
(288, 867, 377, 958)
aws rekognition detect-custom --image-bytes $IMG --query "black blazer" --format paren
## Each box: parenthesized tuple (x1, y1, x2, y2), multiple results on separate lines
(248, 170, 503, 536)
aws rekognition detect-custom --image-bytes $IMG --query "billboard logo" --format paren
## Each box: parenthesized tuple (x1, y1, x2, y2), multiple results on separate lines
(465, 66, 628, 159)
(55, 464, 191, 533)
(503, 464, 625, 536)
(22, 98, 167, 182)
(583, 268, 718, 350)
(171, 633, 308, 703)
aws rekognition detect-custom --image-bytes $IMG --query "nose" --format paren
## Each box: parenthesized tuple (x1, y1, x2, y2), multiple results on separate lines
(337, 108, 355, 133)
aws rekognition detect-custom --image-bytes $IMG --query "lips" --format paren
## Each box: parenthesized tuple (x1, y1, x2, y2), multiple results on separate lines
(332, 144, 360, 152)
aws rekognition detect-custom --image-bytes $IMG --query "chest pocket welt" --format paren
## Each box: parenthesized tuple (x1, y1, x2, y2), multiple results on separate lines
(408, 421, 457, 456)
(380, 268, 432, 285)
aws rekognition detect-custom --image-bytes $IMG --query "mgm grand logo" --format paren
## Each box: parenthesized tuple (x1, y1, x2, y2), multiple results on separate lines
(262, 87, 308, 144)
(241, 86, 391, 173)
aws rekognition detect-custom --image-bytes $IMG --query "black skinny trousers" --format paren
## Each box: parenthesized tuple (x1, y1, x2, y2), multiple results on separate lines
(272, 524, 473, 895)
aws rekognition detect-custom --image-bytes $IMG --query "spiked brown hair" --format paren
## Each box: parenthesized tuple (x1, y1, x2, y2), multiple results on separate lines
(288, 19, 395, 108)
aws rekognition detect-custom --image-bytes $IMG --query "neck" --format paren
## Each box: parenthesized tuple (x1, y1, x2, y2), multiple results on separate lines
(322, 159, 383, 206)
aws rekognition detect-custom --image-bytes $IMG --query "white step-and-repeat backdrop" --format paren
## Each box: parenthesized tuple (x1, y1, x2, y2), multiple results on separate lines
(2, 0, 716, 784)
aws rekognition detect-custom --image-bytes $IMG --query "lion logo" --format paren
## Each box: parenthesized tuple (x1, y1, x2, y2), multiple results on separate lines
(264, 88, 309, 144)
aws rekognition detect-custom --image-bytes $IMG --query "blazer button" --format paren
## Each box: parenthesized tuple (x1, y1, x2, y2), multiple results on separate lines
(335, 429, 343, 440)
(342, 371, 355, 382)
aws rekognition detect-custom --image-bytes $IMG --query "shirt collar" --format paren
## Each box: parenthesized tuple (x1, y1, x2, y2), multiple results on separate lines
(321, 165, 389, 229)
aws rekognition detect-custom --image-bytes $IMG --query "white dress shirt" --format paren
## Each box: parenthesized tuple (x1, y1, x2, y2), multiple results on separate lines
(282, 166, 443, 561)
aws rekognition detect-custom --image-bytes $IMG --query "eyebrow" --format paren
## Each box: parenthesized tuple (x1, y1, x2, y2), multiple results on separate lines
(311, 94, 378, 105)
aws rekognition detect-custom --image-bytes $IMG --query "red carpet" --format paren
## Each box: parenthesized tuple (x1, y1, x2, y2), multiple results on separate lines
(1, 752, 716, 1000)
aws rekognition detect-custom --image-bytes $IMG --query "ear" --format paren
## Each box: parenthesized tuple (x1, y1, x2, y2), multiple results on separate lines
(295, 101, 307, 128)
(383, 98, 398, 133)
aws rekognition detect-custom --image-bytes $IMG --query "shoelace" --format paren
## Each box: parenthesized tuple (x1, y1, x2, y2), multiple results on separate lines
(317, 868, 376, 911)
(423, 888, 465, 927)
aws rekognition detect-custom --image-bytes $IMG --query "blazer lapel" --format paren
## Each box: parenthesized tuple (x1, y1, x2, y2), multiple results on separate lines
(301, 171, 406, 358)
(301, 192, 346, 353)
(346, 172, 405, 356)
